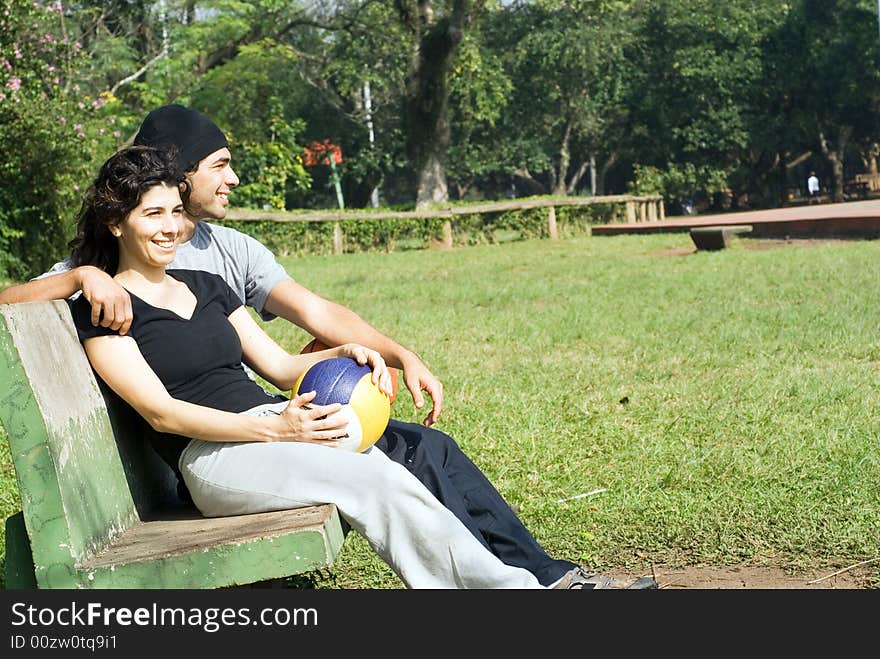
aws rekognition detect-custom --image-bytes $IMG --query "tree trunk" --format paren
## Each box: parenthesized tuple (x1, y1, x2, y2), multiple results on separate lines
(566, 159, 589, 195)
(597, 150, 619, 196)
(552, 121, 573, 196)
(399, 1, 476, 209)
(589, 154, 597, 196)
(414, 136, 450, 206)
(777, 151, 788, 206)
(829, 157, 844, 201)
(184, 0, 196, 25)
(819, 127, 852, 203)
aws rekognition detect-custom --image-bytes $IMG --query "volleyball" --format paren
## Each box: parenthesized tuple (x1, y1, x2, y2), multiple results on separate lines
(300, 338, 398, 405)
(293, 356, 391, 452)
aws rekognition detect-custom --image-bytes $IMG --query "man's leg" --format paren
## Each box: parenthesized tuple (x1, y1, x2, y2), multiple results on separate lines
(374, 419, 576, 586)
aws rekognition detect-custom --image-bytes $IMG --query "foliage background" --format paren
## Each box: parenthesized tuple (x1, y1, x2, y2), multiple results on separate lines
(2, 0, 880, 277)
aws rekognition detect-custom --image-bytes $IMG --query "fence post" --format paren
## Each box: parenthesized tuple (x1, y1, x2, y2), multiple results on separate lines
(647, 200, 657, 221)
(626, 201, 636, 223)
(547, 205, 558, 239)
(441, 219, 453, 249)
(658, 198, 666, 221)
(333, 222, 343, 255)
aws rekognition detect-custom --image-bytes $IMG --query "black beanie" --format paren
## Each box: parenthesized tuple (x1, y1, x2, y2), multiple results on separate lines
(133, 104, 229, 172)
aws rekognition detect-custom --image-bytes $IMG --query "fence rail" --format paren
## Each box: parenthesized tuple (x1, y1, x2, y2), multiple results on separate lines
(224, 194, 664, 253)
(854, 172, 880, 191)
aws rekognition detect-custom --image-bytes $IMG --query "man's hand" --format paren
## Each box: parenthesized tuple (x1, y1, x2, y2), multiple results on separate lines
(263, 279, 445, 424)
(400, 355, 444, 427)
(338, 343, 395, 399)
(78, 266, 133, 335)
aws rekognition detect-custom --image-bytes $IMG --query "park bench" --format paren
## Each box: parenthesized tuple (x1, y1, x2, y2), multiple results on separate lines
(0, 300, 346, 589)
(844, 179, 870, 199)
(689, 224, 753, 251)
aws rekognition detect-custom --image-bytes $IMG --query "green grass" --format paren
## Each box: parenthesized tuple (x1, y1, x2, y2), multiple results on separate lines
(2, 234, 879, 588)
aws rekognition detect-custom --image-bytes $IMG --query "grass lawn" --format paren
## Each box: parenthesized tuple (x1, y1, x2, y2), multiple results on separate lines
(1, 233, 878, 588)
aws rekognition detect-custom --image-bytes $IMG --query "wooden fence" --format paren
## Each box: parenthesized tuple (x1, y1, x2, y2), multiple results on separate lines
(854, 172, 880, 191)
(224, 194, 664, 254)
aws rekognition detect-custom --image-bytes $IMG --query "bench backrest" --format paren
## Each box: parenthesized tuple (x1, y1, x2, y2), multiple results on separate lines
(0, 300, 179, 573)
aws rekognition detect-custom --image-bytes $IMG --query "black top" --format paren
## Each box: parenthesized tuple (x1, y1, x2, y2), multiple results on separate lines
(69, 269, 286, 476)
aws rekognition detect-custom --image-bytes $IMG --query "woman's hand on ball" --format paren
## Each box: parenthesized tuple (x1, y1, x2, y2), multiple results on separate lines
(277, 390, 348, 446)
(339, 343, 394, 398)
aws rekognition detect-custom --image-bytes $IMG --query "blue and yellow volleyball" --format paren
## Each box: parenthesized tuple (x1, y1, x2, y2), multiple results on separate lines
(293, 357, 391, 452)
(300, 338, 398, 405)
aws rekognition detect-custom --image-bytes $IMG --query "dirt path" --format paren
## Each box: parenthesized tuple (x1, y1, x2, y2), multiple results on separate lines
(614, 563, 877, 589)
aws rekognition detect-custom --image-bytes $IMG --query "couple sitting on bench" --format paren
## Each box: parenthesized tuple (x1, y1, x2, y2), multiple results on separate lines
(1, 105, 656, 590)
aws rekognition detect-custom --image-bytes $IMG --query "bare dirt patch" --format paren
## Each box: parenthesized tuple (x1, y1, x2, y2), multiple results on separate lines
(650, 237, 848, 258)
(613, 563, 877, 589)
(739, 237, 843, 251)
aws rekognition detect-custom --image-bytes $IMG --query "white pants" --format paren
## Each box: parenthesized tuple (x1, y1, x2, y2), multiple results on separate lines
(178, 402, 544, 589)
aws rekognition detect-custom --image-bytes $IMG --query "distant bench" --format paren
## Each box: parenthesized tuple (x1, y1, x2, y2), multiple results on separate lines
(845, 180, 870, 199)
(690, 224, 753, 251)
(1, 300, 346, 589)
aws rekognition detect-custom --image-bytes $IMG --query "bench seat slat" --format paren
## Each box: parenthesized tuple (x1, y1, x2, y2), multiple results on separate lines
(81, 504, 340, 569)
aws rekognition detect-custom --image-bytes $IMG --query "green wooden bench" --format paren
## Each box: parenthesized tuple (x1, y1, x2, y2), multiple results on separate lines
(689, 224, 753, 251)
(0, 300, 346, 589)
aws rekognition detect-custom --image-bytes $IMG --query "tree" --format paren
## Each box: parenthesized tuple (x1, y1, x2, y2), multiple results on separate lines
(189, 41, 312, 209)
(489, 0, 637, 197)
(0, 0, 125, 277)
(149, 1, 414, 208)
(766, 0, 880, 202)
(445, 27, 512, 199)
(396, 0, 487, 207)
(164, 0, 448, 208)
(626, 0, 788, 209)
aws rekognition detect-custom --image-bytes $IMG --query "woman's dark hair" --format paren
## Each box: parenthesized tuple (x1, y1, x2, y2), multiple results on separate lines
(69, 145, 190, 274)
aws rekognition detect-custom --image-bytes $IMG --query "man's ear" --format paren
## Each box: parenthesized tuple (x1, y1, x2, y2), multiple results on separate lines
(179, 179, 195, 216)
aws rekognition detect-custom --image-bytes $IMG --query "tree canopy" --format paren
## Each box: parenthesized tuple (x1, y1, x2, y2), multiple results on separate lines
(2, 0, 879, 275)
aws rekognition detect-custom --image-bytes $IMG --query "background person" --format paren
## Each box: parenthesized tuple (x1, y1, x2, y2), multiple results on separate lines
(807, 171, 820, 203)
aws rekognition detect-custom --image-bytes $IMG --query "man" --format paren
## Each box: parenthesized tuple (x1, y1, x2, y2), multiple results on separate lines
(0, 105, 655, 590)
(807, 172, 820, 204)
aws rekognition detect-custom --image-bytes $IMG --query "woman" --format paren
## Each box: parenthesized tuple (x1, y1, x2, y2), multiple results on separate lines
(66, 145, 544, 589)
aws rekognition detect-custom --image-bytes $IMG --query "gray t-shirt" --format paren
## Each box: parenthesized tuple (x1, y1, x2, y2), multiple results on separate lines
(40, 222, 291, 321)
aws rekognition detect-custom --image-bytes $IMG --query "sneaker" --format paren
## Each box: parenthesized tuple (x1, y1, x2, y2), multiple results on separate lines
(553, 567, 658, 590)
